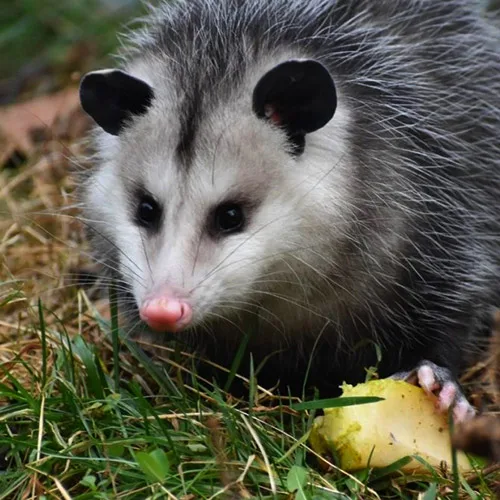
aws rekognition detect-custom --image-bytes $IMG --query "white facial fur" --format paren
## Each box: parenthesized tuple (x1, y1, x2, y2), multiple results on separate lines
(84, 54, 355, 338)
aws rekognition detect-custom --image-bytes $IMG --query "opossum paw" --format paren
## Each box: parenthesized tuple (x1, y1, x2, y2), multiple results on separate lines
(391, 360, 476, 423)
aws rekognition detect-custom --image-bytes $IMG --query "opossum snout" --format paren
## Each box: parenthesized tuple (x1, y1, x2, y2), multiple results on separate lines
(140, 296, 193, 332)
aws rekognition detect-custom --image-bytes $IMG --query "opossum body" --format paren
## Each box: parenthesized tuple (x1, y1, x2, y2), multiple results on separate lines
(79, 0, 500, 418)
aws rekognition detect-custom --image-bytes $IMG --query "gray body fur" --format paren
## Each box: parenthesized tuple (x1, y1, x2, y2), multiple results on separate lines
(82, 0, 500, 393)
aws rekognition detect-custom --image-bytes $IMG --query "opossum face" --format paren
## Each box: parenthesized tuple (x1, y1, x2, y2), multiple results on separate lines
(80, 60, 351, 334)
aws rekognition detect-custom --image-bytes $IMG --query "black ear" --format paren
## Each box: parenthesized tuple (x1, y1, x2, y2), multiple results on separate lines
(80, 70, 154, 135)
(252, 60, 336, 154)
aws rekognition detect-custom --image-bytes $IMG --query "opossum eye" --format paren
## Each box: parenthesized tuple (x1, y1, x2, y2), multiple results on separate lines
(212, 203, 245, 235)
(135, 194, 162, 231)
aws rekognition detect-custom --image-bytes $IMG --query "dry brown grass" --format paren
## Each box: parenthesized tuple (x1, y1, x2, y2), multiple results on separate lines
(0, 97, 111, 387)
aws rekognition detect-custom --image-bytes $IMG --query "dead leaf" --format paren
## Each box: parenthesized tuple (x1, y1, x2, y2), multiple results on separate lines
(0, 87, 89, 166)
(453, 312, 500, 462)
(453, 416, 500, 462)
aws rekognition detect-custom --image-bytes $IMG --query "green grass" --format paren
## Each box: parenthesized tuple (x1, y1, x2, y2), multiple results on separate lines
(0, 0, 143, 84)
(0, 287, 497, 499)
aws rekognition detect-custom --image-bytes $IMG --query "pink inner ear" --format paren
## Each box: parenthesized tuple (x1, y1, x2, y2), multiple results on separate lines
(264, 103, 281, 125)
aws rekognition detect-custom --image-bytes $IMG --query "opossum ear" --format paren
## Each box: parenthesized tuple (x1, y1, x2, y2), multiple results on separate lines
(80, 70, 154, 135)
(252, 60, 336, 153)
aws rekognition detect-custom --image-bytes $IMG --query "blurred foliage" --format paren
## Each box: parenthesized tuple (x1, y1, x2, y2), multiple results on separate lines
(489, 0, 500, 11)
(0, 0, 498, 83)
(0, 0, 143, 96)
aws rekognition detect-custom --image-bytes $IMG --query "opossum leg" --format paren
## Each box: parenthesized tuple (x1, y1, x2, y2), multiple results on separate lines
(391, 360, 476, 423)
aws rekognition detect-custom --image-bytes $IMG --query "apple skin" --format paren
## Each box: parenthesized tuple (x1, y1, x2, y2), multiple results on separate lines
(309, 379, 472, 473)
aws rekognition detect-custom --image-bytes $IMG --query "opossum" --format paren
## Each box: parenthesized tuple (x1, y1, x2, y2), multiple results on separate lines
(78, 0, 500, 421)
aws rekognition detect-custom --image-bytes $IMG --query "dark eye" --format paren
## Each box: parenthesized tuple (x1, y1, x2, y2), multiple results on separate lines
(213, 203, 245, 235)
(135, 194, 162, 230)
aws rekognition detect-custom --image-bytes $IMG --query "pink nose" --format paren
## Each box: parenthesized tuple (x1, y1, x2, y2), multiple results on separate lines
(139, 297, 193, 332)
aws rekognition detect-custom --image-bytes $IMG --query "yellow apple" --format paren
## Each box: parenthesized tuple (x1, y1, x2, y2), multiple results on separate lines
(309, 379, 472, 473)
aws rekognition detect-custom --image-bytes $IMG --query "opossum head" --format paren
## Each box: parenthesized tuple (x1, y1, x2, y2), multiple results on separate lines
(80, 56, 353, 336)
